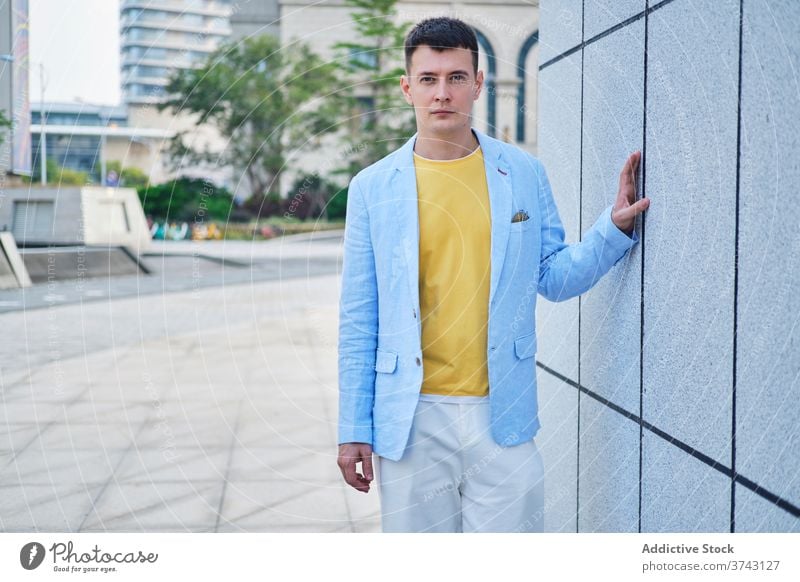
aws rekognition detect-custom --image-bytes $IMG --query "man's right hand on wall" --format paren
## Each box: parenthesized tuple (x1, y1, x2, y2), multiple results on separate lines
(611, 150, 650, 236)
(337, 442, 374, 493)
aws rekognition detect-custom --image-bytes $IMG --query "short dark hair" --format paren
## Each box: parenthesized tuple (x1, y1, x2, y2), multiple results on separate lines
(404, 17, 479, 75)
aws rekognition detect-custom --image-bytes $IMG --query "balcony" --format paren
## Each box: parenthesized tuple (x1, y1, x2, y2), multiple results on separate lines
(120, 14, 231, 36)
(120, 0, 232, 18)
(121, 35, 222, 54)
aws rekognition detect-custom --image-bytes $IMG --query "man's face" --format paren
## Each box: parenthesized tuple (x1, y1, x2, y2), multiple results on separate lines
(400, 46, 484, 139)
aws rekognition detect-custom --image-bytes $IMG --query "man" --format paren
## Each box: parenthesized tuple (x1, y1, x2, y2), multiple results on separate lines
(336, 17, 649, 533)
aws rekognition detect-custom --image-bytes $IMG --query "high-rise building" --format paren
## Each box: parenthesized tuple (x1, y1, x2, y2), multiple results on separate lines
(119, 0, 233, 105)
(229, 0, 279, 42)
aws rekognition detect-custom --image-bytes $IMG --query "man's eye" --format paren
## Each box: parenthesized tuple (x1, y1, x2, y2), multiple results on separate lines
(450, 75, 466, 82)
(420, 76, 434, 83)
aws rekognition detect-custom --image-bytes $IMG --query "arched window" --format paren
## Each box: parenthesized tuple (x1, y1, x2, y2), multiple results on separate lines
(473, 28, 497, 137)
(516, 30, 539, 143)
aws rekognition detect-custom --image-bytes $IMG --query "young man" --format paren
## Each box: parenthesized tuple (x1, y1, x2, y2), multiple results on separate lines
(336, 17, 649, 533)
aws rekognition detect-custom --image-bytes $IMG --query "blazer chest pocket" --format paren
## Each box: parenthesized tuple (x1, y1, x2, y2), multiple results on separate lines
(375, 349, 398, 373)
(510, 210, 533, 232)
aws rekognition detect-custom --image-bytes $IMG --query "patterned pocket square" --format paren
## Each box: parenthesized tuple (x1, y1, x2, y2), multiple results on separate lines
(511, 210, 530, 223)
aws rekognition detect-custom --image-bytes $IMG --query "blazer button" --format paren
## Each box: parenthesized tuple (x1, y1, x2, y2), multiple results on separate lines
(415, 357, 421, 366)
(412, 308, 417, 319)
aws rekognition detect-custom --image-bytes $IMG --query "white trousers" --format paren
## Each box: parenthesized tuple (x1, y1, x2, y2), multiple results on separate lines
(375, 396, 545, 533)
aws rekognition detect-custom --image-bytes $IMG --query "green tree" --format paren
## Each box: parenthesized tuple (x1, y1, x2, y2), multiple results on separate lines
(333, 0, 416, 176)
(106, 160, 149, 189)
(0, 109, 10, 147)
(287, 172, 341, 220)
(137, 178, 235, 222)
(27, 158, 89, 185)
(159, 34, 344, 206)
(325, 186, 348, 221)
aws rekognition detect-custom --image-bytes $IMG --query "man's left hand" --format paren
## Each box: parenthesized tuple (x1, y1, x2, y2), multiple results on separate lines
(611, 151, 650, 236)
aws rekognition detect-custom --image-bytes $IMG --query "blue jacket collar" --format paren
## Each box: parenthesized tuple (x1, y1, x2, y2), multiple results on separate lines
(391, 128, 503, 170)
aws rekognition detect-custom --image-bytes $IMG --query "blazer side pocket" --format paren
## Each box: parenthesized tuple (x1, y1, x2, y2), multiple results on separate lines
(514, 332, 537, 360)
(375, 349, 399, 373)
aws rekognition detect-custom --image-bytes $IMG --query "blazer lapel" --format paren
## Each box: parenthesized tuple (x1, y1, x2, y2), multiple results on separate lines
(390, 135, 422, 333)
(475, 130, 512, 307)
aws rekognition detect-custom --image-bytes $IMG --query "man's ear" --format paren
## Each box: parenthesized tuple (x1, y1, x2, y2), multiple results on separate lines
(473, 70, 484, 100)
(400, 74, 414, 106)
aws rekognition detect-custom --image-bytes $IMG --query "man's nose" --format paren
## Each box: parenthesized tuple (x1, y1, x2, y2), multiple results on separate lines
(434, 79, 450, 101)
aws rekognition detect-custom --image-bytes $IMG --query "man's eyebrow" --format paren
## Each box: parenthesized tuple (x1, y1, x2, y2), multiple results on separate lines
(415, 69, 471, 77)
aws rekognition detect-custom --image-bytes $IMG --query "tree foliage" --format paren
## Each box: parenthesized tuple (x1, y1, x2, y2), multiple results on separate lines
(137, 177, 235, 222)
(287, 172, 342, 220)
(27, 158, 89, 186)
(106, 160, 149, 189)
(159, 34, 344, 204)
(0, 109, 10, 148)
(333, 0, 416, 176)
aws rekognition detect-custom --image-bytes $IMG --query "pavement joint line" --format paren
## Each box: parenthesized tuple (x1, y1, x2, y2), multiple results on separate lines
(1, 479, 228, 487)
(221, 485, 325, 525)
(0, 386, 93, 474)
(302, 312, 356, 531)
(0, 252, 364, 531)
(214, 398, 244, 533)
(3, 370, 34, 390)
(85, 481, 222, 529)
(76, 415, 156, 532)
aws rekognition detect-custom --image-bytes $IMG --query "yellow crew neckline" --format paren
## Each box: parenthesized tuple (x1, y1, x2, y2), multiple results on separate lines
(413, 145, 482, 164)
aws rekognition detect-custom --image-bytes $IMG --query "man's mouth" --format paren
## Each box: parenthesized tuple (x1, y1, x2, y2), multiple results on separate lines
(431, 110, 454, 116)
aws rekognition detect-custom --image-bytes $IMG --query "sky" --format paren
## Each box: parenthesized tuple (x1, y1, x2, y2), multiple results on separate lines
(29, 0, 121, 106)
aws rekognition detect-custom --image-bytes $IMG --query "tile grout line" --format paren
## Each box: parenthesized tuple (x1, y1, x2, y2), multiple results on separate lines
(639, 0, 650, 534)
(576, 0, 585, 534)
(730, 0, 745, 534)
(536, 361, 800, 520)
(539, 0, 681, 72)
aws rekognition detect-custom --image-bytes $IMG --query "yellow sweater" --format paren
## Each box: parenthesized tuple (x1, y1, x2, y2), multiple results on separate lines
(414, 146, 491, 397)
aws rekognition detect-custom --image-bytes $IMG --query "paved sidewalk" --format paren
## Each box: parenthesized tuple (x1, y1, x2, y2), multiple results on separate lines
(0, 231, 344, 314)
(0, 238, 381, 532)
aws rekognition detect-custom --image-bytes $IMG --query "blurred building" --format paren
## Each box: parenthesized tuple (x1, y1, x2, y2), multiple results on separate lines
(118, 0, 256, 190)
(30, 102, 172, 185)
(113, 1, 541, 199)
(279, 0, 541, 151)
(229, 0, 280, 41)
(0, 0, 31, 176)
(120, 0, 233, 106)
(277, 0, 541, 196)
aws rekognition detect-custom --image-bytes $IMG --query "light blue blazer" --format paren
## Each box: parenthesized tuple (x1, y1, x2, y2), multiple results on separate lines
(338, 128, 639, 461)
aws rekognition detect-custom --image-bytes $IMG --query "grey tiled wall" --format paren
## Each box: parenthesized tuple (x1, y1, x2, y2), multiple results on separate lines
(537, 54, 582, 382)
(535, 0, 800, 533)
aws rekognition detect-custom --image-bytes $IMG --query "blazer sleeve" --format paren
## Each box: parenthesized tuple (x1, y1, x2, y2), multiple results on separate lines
(535, 156, 639, 302)
(337, 175, 378, 445)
